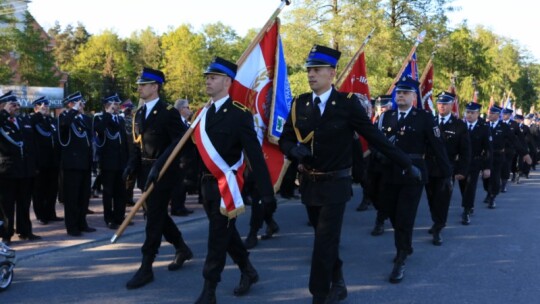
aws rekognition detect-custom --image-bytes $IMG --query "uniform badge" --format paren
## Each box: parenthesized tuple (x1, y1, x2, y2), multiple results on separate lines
(433, 126, 440, 138)
(489, 136, 493, 141)
(153, 110, 157, 115)
(306, 102, 310, 106)
(388, 127, 392, 132)
(224, 108, 227, 113)
(331, 101, 336, 105)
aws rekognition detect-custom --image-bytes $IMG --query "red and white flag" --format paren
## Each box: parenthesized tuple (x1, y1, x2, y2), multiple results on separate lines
(229, 19, 292, 186)
(419, 59, 435, 115)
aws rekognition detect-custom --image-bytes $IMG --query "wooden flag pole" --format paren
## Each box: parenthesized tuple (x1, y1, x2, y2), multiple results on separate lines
(386, 30, 427, 94)
(335, 28, 376, 88)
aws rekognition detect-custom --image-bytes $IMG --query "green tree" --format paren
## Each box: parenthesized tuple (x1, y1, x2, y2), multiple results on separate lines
(68, 31, 132, 111)
(161, 24, 208, 106)
(12, 12, 59, 86)
(0, 0, 17, 82)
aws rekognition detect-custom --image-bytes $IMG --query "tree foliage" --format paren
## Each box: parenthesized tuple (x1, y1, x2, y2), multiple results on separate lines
(1, 1, 539, 113)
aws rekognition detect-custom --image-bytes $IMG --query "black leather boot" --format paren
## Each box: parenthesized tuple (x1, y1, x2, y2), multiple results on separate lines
(126, 255, 155, 289)
(488, 195, 496, 209)
(461, 209, 471, 225)
(389, 251, 407, 283)
(244, 229, 258, 249)
(234, 259, 259, 296)
(261, 219, 279, 240)
(355, 197, 371, 212)
(432, 228, 443, 246)
(194, 280, 217, 304)
(326, 268, 347, 303)
(168, 245, 193, 271)
(371, 219, 384, 236)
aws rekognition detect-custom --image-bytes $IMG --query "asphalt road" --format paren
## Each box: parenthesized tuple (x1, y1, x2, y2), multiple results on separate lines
(3, 172, 540, 303)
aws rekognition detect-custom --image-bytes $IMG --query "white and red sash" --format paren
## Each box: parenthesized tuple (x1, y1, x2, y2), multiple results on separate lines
(193, 105, 246, 218)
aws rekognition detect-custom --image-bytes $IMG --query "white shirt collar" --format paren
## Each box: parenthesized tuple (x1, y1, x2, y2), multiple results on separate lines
(398, 106, 413, 118)
(490, 120, 499, 127)
(212, 95, 229, 112)
(468, 120, 478, 128)
(144, 97, 160, 118)
(439, 113, 452, 122)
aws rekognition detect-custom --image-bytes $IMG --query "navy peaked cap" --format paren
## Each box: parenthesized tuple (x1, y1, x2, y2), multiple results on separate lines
(305, 45, 341, 68)
(136, 67, 165, 84)
(204, 57, 237, 79)
(0, 91, 18, 104)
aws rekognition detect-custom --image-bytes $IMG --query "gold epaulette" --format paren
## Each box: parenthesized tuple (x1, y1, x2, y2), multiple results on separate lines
(347, 92, 354, 99)
(233, 101, 248, 112)
(167, 104, 173, 110)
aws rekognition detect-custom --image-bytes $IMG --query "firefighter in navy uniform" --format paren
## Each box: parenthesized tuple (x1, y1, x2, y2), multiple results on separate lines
(458, 102, 492, 225)
(124, 68, 193, 289)
(500, 108, 525, 191)
(377, 77, 451, 284)
(279, 46, 416, 304)
(30, 96, 63, 225)
(482, 106, 531, 208)
(524, 114, 538, 174)
(513, 114, 534, 181)
(425, 92, 471, 246)
(58, 92, 96, 237)
(365, 95, 393, 236)
(0, 91, 41, 245)
(186, 57, 275, 304)
(93, 93, 129, 229)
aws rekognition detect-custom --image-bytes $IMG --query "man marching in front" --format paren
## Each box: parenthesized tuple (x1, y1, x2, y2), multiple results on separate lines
(279, 46, 417, 303)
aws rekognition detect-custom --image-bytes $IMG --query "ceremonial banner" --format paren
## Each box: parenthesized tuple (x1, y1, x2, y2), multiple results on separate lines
(419, 58, 435, 115)
(230, 19, 293, 186)
(448, 83, 460, 118)
(390, 52, 422, 109)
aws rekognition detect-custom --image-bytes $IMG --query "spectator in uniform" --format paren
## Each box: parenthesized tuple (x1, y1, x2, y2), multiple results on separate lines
(0, 91, 41, 245)
(30, 96, 63, 225)
(58, 92, 96, 237)
(93, 93, 129, 229)
(169, 98, 195, 216)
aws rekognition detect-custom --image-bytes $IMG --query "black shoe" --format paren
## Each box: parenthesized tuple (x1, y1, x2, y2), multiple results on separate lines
(488, 201, 496, 209)
(261, 219, 279, 240)
(126, 256, 154, 289)
(389, 261, 405, 283)
(312, 296, 327, 304)
(37, 219, 48, 225)
(19, 233, 42, 241)
(244, 232, 258, 249)
(82, 227, 97, 233)
(50, 216, 64, 222)
(67, 230, 82, 237)
(234, 261, 259, 296)
(195, 280, 217, 304)
(461, 210, 471, 225)
(371, 222, 384, 236)
(86, 209, 95, 214)
(432, 230, 443, 246)
(107, 222, 119, 230)
(326, 279, 347, 303)
(168, 247, 193, 271)
(501, 182, 508, 193)
(356, 198, 371, 212)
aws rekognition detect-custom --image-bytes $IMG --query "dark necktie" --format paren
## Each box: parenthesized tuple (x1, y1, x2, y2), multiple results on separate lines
(207, 103, 216, 122)
(313, 97, 322, 118)
(113, 115, 118, 124)
(398, 112, 406, 127)
(468, 124, 473, 131)
(490, 122, 495, 129)
(439, 117, 445, 127)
